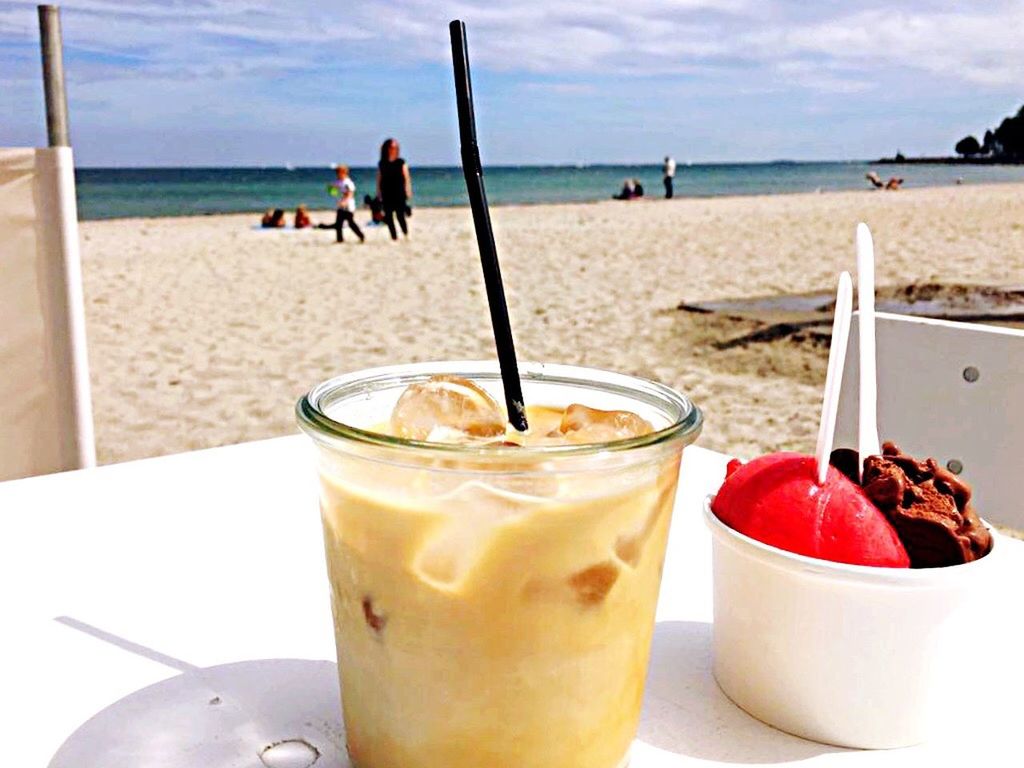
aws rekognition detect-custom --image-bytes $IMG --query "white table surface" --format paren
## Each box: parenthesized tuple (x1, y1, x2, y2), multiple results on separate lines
(2, 436, 1022, 767)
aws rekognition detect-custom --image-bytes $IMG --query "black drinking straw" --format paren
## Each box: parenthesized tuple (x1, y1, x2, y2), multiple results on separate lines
(449, 19, 529, 432)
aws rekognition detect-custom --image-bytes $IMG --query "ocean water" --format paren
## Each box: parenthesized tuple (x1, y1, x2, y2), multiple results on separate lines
(74, 162, 1024, 221)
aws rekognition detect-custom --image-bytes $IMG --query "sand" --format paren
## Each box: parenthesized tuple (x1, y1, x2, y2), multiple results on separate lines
(79, 182, 1024, 466)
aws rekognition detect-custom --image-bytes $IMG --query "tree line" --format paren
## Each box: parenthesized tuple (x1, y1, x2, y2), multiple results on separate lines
(955, 105, 1024, 160)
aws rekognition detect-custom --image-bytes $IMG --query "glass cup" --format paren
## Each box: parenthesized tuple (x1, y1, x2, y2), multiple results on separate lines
(297, 362, 702, 768)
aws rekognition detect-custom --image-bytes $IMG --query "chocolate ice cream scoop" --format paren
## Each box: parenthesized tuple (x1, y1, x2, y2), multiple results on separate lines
(831, 443, 992, 568)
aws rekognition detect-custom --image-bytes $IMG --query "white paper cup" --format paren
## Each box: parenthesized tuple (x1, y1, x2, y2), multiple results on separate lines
(704, 496, 998, 749)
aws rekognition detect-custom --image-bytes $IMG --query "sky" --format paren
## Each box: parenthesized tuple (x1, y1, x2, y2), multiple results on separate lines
(2, 0, 1022, 167)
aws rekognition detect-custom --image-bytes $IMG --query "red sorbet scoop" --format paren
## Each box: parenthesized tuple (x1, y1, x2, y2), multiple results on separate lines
(713, 453, 910, 568)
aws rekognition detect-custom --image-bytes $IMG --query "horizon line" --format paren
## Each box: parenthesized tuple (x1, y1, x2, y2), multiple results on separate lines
(75, 159, 876, 171)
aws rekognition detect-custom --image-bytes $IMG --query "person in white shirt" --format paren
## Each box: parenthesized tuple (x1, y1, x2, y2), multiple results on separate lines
(663, 155, 676, 199)
(321, 165, 365, 243)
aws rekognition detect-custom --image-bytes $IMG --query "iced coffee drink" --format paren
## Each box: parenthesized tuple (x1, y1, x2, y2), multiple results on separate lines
(297, 362, 702, 768)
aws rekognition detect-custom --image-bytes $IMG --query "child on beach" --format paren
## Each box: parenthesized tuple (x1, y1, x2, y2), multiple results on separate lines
(319, 165, 365, 243)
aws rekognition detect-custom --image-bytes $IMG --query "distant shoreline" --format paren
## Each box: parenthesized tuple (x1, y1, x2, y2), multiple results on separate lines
(74, 160, 868, 172)
(877, 156, 1024, 166)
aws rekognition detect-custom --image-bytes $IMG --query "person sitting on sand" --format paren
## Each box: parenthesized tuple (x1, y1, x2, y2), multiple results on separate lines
(294, 205, 312, 229)
(633, 179, 645, 197)
(317, 165, 365, 244)
(866, 171, 903, 191)
(613, 178, 637, 200)
(261, 208, 286, 228)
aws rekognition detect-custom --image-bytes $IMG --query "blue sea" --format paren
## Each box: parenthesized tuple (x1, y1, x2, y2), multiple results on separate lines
(74, 162, 1024, 221)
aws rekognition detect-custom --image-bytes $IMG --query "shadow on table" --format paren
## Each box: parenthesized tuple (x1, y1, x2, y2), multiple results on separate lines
(638, 620, 848, 764)
(49, 618, 348, 768)
(50, 617, 844, 767)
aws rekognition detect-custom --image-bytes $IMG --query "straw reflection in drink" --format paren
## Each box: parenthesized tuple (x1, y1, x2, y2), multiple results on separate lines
(298, 363, 701, 768)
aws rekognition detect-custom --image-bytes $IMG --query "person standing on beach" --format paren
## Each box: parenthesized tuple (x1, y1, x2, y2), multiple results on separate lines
(376, 138, 412, 240)
(321, 165, 364, 243)
(662, 155, 676, 199)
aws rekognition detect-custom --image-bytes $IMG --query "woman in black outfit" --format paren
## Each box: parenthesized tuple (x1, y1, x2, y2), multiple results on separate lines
(376, 138, 412, 240)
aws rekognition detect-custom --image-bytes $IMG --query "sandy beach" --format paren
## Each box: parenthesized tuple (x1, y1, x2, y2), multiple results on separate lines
(79, 183, 1024, 466)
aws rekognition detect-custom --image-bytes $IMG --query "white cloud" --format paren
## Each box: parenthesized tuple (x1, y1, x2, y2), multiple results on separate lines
(773, 61, 873, 95)
(3, 0, 265, 19)
(749, 6, 1024, 87)
(2, 0, 1022, 91)
(194, 20, 374, 44)
(521, 81, 599, 95)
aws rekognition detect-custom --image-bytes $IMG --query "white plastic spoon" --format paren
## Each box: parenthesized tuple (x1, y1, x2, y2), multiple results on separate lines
(856, 223, 881, 477)
(814, 271, 854, 485)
